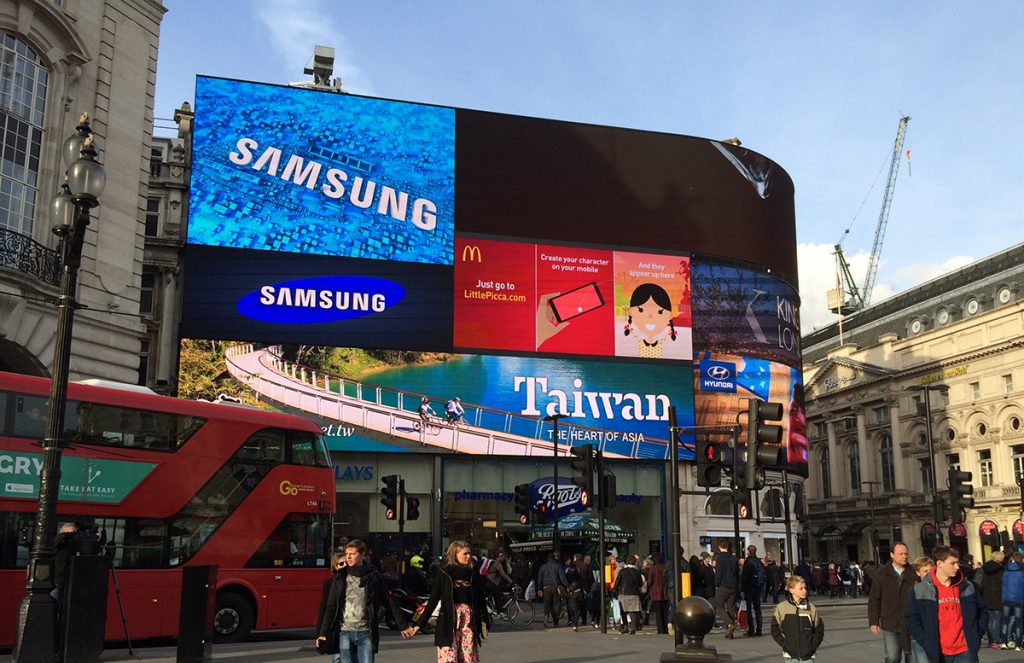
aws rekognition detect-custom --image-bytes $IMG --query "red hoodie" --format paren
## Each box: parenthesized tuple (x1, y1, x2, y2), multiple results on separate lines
(930, 568, 967, 656)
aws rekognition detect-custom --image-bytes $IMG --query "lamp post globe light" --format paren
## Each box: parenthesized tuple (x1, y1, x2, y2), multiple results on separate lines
(13, 113, 106, 663)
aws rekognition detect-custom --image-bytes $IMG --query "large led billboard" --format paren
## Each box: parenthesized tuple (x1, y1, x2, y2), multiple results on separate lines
(181, 76, 803, 472)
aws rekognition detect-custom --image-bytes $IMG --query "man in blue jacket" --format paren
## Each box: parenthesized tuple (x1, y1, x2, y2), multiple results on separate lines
(905, 546, 987, 663)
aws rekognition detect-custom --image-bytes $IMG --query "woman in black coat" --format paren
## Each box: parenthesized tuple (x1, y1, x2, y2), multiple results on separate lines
(404, 540, 490, 662)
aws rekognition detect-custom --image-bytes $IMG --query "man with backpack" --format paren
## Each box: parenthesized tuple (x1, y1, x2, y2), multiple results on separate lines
(741, 544, 767, 636)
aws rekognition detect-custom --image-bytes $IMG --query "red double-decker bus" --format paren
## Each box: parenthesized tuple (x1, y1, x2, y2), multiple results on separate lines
(0, 371, 335, 645)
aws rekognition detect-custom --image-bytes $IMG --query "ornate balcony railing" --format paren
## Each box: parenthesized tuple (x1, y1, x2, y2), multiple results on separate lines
(0, 225, 60, 287)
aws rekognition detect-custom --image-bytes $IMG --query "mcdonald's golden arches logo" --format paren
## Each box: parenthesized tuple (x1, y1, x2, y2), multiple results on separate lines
(461, 244, 483, 262)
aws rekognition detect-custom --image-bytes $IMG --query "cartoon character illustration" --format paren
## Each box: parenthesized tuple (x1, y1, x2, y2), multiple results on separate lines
(623, 283, 678, 359)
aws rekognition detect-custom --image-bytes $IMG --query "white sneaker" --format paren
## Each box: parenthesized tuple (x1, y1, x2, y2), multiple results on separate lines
(1004, 641, 1016, 650)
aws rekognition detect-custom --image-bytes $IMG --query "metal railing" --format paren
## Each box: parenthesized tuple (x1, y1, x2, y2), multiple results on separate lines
(0, 225, 60, 286)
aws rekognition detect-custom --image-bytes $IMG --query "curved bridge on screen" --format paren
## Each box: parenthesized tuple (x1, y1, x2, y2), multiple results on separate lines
(224, 345, 651, 459)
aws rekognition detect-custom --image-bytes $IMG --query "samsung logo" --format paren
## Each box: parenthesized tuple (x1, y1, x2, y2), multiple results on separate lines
(237, 276, 405, 324)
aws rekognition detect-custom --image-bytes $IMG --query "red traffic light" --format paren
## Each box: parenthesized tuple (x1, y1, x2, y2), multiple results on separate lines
(704, 442, 722, 462)
(519, 514, 528, 525)
(385, 508, 396, 520)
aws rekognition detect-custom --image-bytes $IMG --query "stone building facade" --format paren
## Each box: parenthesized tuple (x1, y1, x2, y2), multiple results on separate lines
(0, 0, 165, 382)
(802, 243, 1024, 562)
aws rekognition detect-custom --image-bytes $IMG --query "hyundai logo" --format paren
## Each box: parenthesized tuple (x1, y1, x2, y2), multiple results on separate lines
(706, 365, 732, 380)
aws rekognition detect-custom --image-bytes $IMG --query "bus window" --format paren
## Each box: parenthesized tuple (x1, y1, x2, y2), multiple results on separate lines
(0, 391, 6, 432)
(288, 431, 321, 466)
(245, 513, 330, 569)
(240, 429, 286, 463)
(11, 395, 49, 439)
(67, 401, 205, 452)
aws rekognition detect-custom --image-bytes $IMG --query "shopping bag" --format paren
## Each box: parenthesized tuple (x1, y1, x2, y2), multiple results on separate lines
(524, 579, 537, 600)
(737, 599, 748, 630)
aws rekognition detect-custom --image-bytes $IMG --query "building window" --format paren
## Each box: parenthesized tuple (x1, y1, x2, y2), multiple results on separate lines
(1007, 446, 1024, 481)
(1004, 374, 1014, 395)
(820, 447, 831, 499)
(150, 145, 164, 177)
(970, 382, 981, 401)
(945, 428, 957, 442)
(145, 197, 160, 236)
(880, 435, 895, 492)
(137, 338, 149, 386)
(814, 421, 828, 439)
(849, 444, 861, 495)
(0, 32, 48, 236)
(976, 422, 987, 437)
(1010, 416, 1022, 433)
(874, 406, 890, 424)
(920, 457, 933, 493)
(1012, 445, 1024, 483)
(704, 490, 734, 517)
(946, 453, 960, 473)
(140, 269, 156, 315)
(978, 449, 993, 487)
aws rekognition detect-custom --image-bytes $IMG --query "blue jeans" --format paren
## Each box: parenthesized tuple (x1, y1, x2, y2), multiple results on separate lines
(910, 639, 928, 663)
(940, 653, 977, 663)
(882, 629, 903, 663)
(1002, 603, 1023, 644)
(987, 608, 1003, 644)
(338, 630, 373, 663)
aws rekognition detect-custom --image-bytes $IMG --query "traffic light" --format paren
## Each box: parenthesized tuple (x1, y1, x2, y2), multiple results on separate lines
(380, 474, 399, 520)
(513, 483, 531, 524)
(406, 495, 421, 521)
(536, 498, 554, 523)
(745, 399, 784, 491)
(570, 443, 594, 499)
(600, 473, 617, 509)
(949, 468, 974, 521)
(695, 438, 723, 487)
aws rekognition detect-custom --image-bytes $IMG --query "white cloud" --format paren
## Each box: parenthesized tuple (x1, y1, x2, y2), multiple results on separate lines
(253, 0, 375, 95)
(796, 243, 975, 334)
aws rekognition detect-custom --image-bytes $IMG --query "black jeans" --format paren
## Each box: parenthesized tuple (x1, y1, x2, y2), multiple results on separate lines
(542, 585, 561, 625)
(652, 599, 670, 634)
(744, 592, 762, 634)
(714, 586, 737, 628)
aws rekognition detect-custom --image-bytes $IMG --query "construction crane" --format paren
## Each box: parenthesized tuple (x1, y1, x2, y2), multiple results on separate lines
(828, 115, 911, 315)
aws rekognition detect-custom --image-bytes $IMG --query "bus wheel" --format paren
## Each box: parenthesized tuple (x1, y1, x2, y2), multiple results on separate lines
(213, 592, 254, 643)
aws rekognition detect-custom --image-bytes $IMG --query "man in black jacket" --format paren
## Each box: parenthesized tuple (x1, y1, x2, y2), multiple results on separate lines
(740, 545, 766, 636)
(316, 540, 408, 662)
(713, 538, 739, 638)
(867, 542, 915, 663)
(537, 552, 569, 627)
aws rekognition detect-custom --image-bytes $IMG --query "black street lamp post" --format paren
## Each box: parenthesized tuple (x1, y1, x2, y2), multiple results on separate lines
(13, 114, 106, 663)
(907, 383, 950, 547)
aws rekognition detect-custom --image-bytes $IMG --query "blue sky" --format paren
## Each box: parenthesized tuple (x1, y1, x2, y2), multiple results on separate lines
(154, 1, 1024, 329)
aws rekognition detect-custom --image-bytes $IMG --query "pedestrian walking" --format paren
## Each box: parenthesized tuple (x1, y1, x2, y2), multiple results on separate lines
(868, 542, 916, 663)
(537, 552, 568, 627)
(770, 575, 824, 663)
(905, 546, 987, 663)
(1001, 551, 1024, 650)
(740, 545, 766, 636)
(613, 554, 645, 634)
(403, 540, 490, 663)
(316, 539, 409, 663)
(907, 556, 935, 663)
(975, 550, 1004, 649)
(713, 538, 740, 639)
(645, 552, 671, 634)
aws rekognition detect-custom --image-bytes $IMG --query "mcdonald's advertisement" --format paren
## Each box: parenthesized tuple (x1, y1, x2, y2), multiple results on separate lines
(454, 236, 691, 361)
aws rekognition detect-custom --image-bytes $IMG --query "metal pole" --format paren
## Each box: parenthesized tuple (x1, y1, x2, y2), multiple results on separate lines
(598, 450, 607, 634)
(923, 387, 944, 545)
(732, 426, 742, 557)
(668, 406, 681, 602)
(782, 470, 793, 567)
(552, 417, 560, 558)
(14, 204, 90, 663)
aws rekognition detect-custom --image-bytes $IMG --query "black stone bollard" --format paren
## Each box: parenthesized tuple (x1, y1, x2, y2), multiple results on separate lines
(659, 596, 732, 662)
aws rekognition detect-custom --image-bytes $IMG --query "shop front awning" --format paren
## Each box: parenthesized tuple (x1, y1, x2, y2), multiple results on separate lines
(845, 522, 870, 535)
(509, 539, 553, 553)
(529, 513, 636, 544)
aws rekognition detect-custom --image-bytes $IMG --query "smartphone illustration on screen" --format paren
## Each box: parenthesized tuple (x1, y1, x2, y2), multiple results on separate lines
(549, 282, 605, 323)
